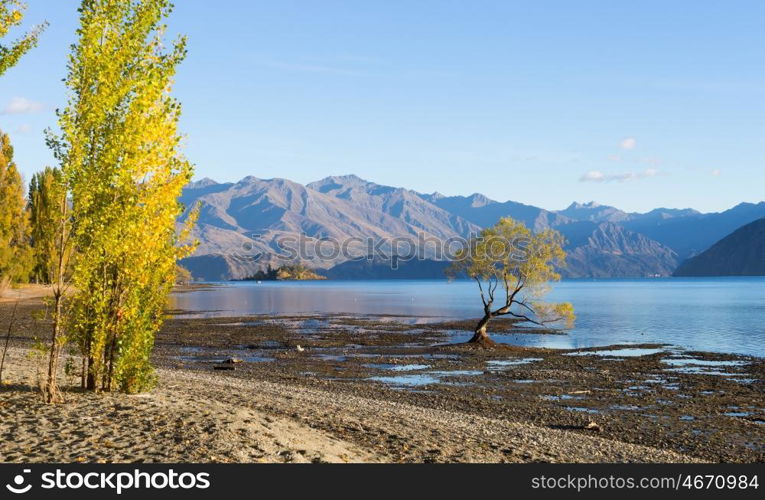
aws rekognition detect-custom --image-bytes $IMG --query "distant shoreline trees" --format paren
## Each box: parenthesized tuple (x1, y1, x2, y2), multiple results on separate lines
(241, 263, 327, 281)
(0, 130, 32, 293)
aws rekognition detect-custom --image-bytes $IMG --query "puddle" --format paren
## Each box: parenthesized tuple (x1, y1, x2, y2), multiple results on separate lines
(428, 370, 483, 377)
(662, 357, 748, 377)
(368, 369, 482, 388)
(346, 353, 460, 360)
(486, 358, 542, 371)
(566, 347, 666, 358)
(363, 363, 430, 372)
(368, 374, 440, 387)
(662, 358, 746, 368)
(313, 354, 348, 362)
(610, 404, 642, 411)
(565, 406, 600, 414)
(679, 415, 695, 421)
(665, 366, 738, 377)
(175, 355, 274, 363)
(732, 378, 757, 385)
(541, 394, 582, 401)
(724, 411, 753, 418)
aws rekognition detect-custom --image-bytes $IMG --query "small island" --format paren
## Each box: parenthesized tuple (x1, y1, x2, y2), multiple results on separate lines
(240, 264, 327, 281)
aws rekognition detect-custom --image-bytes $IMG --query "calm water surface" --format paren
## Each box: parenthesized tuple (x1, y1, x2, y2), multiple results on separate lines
(170, 278, 765, 357)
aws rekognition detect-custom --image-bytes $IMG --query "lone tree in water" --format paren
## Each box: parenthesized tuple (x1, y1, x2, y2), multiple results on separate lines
(447, 217, 574, 346)
(53, 0, 196, 393)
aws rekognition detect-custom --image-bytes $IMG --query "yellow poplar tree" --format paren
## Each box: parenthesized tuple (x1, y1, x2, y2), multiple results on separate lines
(53, 0, 196, 393)
(27, 164, 73, 402)
(0, 130, 32, 291)
(0, 0, 46, 76)
(28, 166, 67, 284)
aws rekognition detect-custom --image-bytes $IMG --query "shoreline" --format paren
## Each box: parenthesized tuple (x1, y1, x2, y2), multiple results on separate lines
(1, 295, 763, 463)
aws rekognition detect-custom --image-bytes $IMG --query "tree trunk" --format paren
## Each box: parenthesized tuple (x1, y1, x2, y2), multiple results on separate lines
(86, 356, 97, 391)
(468, 313, 496, 347)
(0, 299, 19, 384)
(43, 293, 65, 403)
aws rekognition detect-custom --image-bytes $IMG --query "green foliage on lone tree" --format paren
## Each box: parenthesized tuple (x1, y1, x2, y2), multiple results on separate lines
(447, 216, 575, 345)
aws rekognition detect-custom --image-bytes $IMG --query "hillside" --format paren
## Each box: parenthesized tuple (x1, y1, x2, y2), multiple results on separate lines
(673, 218, 765, 276)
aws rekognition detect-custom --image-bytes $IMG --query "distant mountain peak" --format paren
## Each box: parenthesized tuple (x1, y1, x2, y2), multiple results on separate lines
(311, 174, 371, 186)
(566, 201, 601, 210)
(467, 193, 493, 208)
(558, 201, 628, 223)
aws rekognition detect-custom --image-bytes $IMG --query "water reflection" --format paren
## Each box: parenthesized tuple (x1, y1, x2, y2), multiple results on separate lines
(170, 277, 765, 357)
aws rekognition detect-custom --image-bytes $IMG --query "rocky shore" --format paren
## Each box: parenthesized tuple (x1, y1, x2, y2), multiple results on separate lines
(1, 295, 763, 463)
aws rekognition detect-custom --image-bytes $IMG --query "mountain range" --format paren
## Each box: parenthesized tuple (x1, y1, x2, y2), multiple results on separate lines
(178, 175, 765, 280)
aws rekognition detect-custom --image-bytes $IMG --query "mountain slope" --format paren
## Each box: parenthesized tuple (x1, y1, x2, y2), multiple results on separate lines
(308, 175, 479, 238)
(557, 222, 679, 278)
(673, 218, 765, 276)
(622, 202, 765, 259)
(179, 176, 479, 279)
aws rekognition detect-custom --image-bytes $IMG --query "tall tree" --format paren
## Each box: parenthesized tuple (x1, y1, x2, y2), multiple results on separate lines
(28, 166, 66, 283)
(447, 217, 575, 346)
(27, 164, 73, 402)
(0, 0, 46, 76)
(0, 130, 32, 292)
(52, 0, 196, 393)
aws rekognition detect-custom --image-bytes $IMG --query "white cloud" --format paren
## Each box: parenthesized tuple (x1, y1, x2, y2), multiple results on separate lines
(579, 168, 660, 183)
(15, 124, 31, 134)
(711, 169, 721, 176)
(2, 97, 45, 114)
(580, 170, 605, 182)
(619, 137, 637, 150)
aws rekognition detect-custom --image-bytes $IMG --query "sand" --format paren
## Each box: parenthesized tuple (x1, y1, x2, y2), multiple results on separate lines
(0, 345, 696, 463)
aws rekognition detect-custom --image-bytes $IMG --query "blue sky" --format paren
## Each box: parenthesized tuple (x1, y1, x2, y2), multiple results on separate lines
(0, 1, 762, 213)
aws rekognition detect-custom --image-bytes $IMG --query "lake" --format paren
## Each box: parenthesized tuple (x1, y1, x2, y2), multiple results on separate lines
(170, 277, 765, 358)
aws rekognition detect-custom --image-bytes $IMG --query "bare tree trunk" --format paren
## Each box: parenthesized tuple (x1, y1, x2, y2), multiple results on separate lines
(86, 354, 97, 391)
(43, 292, 64, 403)
(468, 312, 496, 346)
(0, 298, 19, 384)
(80, 356, 87, 389)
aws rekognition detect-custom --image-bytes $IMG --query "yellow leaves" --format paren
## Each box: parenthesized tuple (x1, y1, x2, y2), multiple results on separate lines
(532, 301, 576, 329)
(0, 0, 47, 76)
(59, 0, 192, 394)
(448, 216, 574, 331)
